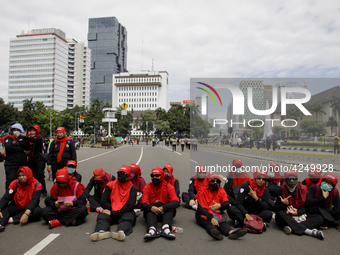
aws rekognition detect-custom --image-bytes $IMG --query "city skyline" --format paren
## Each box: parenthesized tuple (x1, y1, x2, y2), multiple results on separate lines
(1, 1, 339, 108)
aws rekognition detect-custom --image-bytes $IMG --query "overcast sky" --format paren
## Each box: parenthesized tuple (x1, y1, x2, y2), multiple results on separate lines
(1, 0, 339, 106)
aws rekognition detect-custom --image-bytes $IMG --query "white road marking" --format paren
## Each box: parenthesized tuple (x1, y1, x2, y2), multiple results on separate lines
(162, 146, 181, 155)
(78, 147, 124, 163)
(136, 147, 144, 165)
(175, 151, 181, 155)
(190, 159, 198, 163)
(24, 234, 60, 255)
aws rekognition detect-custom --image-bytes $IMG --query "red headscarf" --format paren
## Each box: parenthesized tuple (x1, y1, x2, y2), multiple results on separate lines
(249, 169, 267, 200)
(268, 162, 283, 184)
(141, 167, 179, 204)
(163, 163, 175, 187)
(195, 173, 228, 210)
(107, 165, 133, 211)
(304, 167, 323, 191)
(93, 168, 112, 195)
(28, 125, 42, 160)
(230, 159, 251, 187)
(55, 127, 73, 163)
(282, 171, 307, 209)
(193, 167, 206, 193)
(10, 167, 41, 210)
(50, 168, 85, 198)
(314, 173, 339, 208)
(130, 164, 146, 192)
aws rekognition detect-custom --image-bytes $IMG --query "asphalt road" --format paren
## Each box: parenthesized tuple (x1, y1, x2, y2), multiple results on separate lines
(0, 143, 339, 255)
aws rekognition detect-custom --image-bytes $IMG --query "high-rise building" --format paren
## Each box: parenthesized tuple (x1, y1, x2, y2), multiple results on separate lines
(112, 70, 168, 111)
(66, 39, 91, 108)
(8, 28, 68, 111)
(88, 17, 127, 104)
(276, 82, 307, 101)
(263, 85, 273, 107)
(8, 28, 91, 111)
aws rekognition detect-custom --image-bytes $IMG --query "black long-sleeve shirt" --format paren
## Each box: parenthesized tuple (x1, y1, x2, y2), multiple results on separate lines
(188, 177, 197, 200)
(234, 182, 270, 216)
(305, 185, 340, 215)
(3, 136, 30, 166)
(101, 185, 137, 217)
(45, 188, 86, 209)
(223, 173, 236, 199)
(274, 186, 307, 216)
(20, 135, 43, 163)
(47, 139, 77, 166)
(83, 175, 116, 198)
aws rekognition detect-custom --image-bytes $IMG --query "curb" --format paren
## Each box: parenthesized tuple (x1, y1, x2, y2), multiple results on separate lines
(281, 147, 334, 153)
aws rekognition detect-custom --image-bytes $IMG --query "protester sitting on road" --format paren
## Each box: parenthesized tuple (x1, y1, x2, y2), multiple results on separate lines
(302, 167, 323, 191)
(0, 167, 42, 232)
(141, 167, 180, 240)
(42, 168, 87, 229)
(163, 164, 180, 201)
(2, 123, 30, 190)
(130, 164, 146, 207)
(223, 159, 251, 205)
(19, 125, 47, 197)
(275, 170, 324, 240)
(266, 162, 284, 210)
(195, 173, 247, 240)
(228, 169, 272, 228)
(84, 168, 116, 213)
(182, 166, 207, 209)
(47, 127, 77, 180)
(90, 165, 137, 241)
(66, 160, 82, 183)
(305, 173, 340, 232)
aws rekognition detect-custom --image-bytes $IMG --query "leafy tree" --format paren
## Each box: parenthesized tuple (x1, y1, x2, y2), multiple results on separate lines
(300, 119, 326, 136)
(326, 116, 338, 136)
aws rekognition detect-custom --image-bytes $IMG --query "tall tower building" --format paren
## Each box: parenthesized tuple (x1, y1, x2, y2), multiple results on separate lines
(88, 17, 127, 104)
(276, 82, 307, 101)
(8, 28, 68, 110)
(66, 39, 92, 108)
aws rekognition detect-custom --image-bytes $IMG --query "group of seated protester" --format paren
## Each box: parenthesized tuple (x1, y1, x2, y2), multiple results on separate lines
(0, 159, 339, 243)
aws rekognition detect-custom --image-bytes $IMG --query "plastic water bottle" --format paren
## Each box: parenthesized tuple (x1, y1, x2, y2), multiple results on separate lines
(172, 226, 183, 233)
(192, 205, 197, 210)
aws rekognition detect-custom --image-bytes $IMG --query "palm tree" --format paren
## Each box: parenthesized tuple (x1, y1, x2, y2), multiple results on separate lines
(91, 98, 104, 112)
(331, 96, 340, 134)
(309, 103, 326, 123)
(22, 98, 36, 111)
(326, 116, 338, 136)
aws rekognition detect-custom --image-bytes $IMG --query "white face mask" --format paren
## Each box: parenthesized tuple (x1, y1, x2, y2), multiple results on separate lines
(267, 172, 275, 178)
(235, 168, 242, 174)
(13, 130, 20, 136)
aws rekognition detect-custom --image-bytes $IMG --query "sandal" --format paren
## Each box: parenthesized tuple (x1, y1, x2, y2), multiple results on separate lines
(144, 227, 160, 240)
(160, 226, 176, 239)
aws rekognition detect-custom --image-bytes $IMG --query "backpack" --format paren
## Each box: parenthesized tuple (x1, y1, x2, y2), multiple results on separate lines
(243, 214, 265, 234)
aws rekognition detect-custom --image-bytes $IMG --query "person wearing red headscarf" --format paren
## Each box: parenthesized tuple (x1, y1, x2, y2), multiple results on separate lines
(90, 165, 137, 242)
(302, 167, 323, 191)
(228, 169, 272, 228)
(141, 167, 180, 240)
(223, 159, 251, 205)
(275, 170, 324, 239)
(305, 173, 340, 232)
(41, 168, 87, 229)
(66, 160, 82, 183)
(84, 168, 116, 212)
(0, 167, 42, 232)
(47, 127, 77, 180)
(130, 164, 146, 208)
(181, 166, 207, 209)
(266, 162, 284, 210)
(2, 123, 30, 190)
(195, 173, 247, 240)
(163, 164, 180, 200)
(19, 125, 47, 197)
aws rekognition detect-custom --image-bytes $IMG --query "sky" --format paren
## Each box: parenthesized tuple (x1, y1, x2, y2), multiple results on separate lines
(1, 0, 340, 107)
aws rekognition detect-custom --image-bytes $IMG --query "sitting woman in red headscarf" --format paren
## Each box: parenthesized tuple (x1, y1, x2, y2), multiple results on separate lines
(130, 164, 146, 207)
(91, 165, 137, 242)
(228, 169, 272, 228)
(163, 164, 180, 200)
(182, 166, 207, 210)
(302, 167, 323, 191)
(275, 170, 324, 239)
(141, 167, 180, 240)
(0, 167, 42, 232)
(84, 168, 116, 213)
(66, 160, 82, 183)
(266, 162, 284, 210)
(42, 168, 87, 229)
(305, 173, 340, 232)
(195, 173, 247, 240)
(223, 159, 251, 206)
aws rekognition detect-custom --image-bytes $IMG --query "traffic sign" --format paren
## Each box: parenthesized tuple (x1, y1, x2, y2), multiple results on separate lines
(102, 118, 117, 122)
(121, 103, 128, 110)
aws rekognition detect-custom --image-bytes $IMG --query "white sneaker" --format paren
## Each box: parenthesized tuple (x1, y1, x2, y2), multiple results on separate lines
(7, 217, 13, 224)
(283, 226, 292, 235)
(90, 230, 112, 241)
(112, 230, 125, 241)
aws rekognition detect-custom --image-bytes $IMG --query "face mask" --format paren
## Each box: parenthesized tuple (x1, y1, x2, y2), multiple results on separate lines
(13, 130, 20, 136)
(209, 183, 219, 191)
(267, 172, 275, 178)
(118, 172, 127, 183)
(152, 178, 161, 185)
(321, 182, 333, 192)
(235, 168, 242, 174)
(164, 173, 172, 180)
(67, 168, 76, 175)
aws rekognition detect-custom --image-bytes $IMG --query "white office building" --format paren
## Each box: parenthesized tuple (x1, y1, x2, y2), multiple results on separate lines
(112, 70, 169, 111)
(66, 39, 91, 108)
(276, 82, 308, 101)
